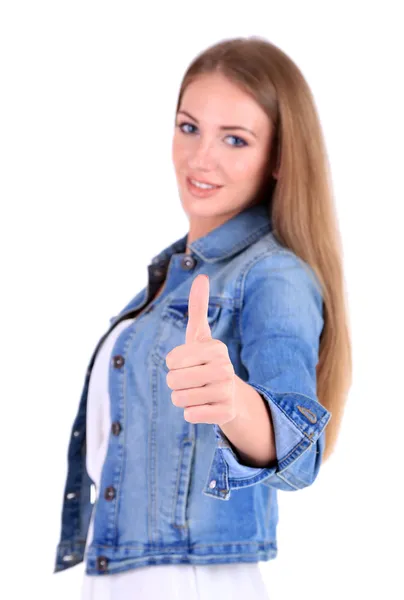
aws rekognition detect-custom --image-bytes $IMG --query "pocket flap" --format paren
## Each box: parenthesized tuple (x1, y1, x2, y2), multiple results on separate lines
(165, 300, 221, 325)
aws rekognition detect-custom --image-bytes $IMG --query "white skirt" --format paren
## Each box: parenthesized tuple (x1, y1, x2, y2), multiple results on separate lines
(80, 561, 270, 600)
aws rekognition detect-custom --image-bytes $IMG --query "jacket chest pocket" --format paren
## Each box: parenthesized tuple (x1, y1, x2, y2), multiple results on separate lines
(152, 299, 222, 371)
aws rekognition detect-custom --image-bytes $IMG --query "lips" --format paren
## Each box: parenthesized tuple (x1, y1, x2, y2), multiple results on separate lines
(187, 176, 222, 187)
(185, 176, 223, 198)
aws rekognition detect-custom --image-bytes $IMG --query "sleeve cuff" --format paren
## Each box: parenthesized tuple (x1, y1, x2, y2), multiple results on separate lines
(202, 382, 331, 499)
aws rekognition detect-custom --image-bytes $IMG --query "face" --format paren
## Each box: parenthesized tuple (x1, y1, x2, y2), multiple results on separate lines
(172, 72, 275, 231)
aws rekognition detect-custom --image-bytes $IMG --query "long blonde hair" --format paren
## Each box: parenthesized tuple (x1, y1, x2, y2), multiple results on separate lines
(175, 36, 352, 463)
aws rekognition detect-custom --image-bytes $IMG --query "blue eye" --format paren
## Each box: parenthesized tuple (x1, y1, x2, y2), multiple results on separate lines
(226, 135, 247, 148)
(176, 122, 248, 148)
(178, 122, 197, 134)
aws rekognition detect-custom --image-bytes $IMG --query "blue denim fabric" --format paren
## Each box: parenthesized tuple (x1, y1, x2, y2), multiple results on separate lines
(54, 202, 331, 575)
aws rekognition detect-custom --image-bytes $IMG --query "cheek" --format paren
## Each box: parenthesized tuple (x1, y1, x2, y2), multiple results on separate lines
(172, 138, 190, 169)
(226, 152, 265, 181)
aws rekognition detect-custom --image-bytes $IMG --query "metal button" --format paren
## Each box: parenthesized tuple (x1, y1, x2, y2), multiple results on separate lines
(90, 484, 96, 504)
(181, 255, 196, 270)
(96, 556, 108, 572)
(296, 405, 317, 423)
(73, 430, 80, 437)
(152, 268, 165, 278)
(104, 486, 116, 501)
(209, 480, 217, 489)
(112, 355, 125, 368)
(62, 554, 76, 562)
(111, 421, 122, 436)
(66, 491, 77, 500)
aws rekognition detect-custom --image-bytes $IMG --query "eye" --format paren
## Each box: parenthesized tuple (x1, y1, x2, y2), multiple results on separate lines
(176, 121, 248, 148)
(177, 121, 197, 134)
(225, 135, 248, 148)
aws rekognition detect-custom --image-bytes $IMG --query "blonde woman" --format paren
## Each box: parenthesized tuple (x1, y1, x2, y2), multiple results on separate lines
(54, 36, 352, 599)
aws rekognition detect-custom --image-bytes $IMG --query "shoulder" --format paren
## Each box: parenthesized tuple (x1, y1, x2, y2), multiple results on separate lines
(236, 233, 324, 341)
(240, 231, 323, 301)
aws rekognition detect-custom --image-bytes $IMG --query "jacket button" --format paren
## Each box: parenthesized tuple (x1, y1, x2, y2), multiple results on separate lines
(111, 421, 121, 436)
(96, 556, 108, 572)
(112, 355, 125, 368)
(104, 486, 116, 501)
(181, 255, 196, 270)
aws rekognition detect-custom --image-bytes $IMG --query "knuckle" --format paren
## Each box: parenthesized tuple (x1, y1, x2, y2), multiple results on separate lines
(166, 351, 175, 369)
(166, 371, 173, 388)
(216, 340, 228, 357)
(228, 407, 237, 421)
(222, 362, 234, 379)
(217, 339, 228, 353)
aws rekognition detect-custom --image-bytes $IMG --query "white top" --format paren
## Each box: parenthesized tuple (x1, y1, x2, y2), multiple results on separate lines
(81, 318, 270, 600)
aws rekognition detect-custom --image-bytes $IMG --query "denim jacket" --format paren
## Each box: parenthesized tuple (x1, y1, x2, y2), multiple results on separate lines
(54, 202, 331, 575)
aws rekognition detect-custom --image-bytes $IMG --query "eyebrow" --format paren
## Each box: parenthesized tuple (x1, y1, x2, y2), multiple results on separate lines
(177, 110, 258, 139)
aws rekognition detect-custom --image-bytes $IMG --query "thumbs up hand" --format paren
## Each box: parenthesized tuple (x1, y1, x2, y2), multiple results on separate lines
(165, 274, 237, 426)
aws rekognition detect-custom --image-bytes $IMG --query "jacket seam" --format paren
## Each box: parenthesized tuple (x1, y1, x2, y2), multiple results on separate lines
(236, 248, 297, 342)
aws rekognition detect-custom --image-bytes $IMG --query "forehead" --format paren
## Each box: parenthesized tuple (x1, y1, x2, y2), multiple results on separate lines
(180, 73, 269, 127)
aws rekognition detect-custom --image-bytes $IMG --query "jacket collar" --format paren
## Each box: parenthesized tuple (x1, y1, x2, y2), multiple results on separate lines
(152, 202, 272, 266)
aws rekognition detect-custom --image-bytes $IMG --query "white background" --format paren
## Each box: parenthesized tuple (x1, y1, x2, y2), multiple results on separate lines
(1, 1, 403, 599)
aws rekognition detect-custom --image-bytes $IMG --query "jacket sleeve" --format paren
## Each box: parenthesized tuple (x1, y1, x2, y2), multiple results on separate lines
(203, 250, 331, 499)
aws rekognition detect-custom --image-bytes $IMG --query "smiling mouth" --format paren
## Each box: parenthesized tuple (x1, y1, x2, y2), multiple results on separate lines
(187, 176, 222, 189)
(185, 176, 223, 197)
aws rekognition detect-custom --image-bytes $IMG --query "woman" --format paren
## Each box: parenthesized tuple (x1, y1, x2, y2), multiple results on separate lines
(54, 36, 352, 599)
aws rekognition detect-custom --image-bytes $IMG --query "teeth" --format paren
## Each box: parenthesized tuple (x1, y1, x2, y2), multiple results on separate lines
(190, 178, 218, 190)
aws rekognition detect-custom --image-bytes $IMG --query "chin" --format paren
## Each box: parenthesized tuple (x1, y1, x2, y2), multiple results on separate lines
(185, 203, 230, 221)
(181, 194, 235, 217)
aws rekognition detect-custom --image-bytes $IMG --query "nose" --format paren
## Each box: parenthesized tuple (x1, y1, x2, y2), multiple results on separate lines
(187, 139, 217, 171)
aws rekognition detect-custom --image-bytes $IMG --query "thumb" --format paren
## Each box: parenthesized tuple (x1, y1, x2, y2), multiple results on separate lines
(185, 274, 212, 344)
